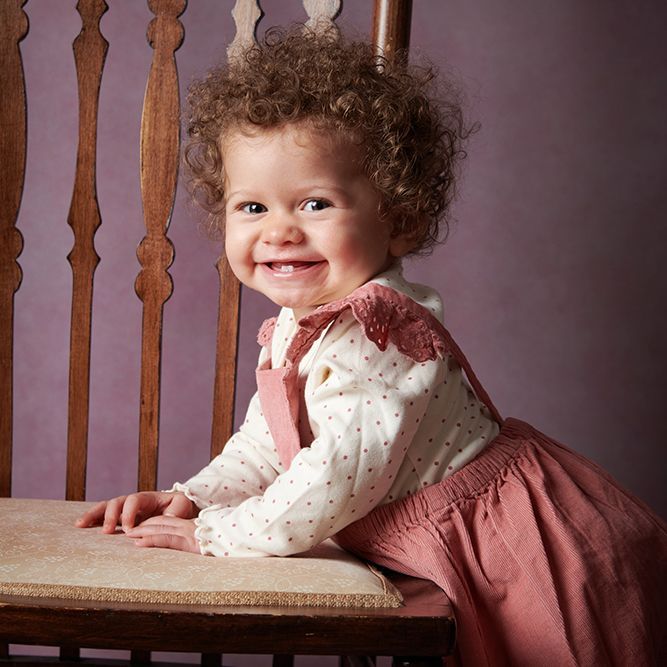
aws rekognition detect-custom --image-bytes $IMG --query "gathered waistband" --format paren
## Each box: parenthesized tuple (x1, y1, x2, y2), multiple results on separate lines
(341, 417, 546, 536)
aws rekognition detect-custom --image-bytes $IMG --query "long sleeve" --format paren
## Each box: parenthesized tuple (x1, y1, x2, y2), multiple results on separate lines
(194, 310, 442, 557)
(171, 385, 283, 510)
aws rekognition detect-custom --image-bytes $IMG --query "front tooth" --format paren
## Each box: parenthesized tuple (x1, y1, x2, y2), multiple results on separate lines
(279, 264, 294, 273)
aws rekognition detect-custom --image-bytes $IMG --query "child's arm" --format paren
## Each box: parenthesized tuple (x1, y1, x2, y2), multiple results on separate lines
(75, 386, 281, 555)
(130, 313, 441, 557)
(167, 393, 281, 511)
(122, 396, 284, 551)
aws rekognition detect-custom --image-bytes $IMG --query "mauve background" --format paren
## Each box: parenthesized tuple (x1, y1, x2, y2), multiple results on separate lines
(9, 0, 666, 662)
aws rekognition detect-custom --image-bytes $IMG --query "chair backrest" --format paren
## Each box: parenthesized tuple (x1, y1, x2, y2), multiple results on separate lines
(1, 3, 415, 664)
(0, 0, 412, 497)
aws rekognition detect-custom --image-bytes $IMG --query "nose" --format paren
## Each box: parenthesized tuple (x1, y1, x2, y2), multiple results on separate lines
(260, 212, 304, 245)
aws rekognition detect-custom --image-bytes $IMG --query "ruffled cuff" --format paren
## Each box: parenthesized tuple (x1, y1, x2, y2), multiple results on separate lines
(167, 482, 208, 511)
(194, 505, 236, 557)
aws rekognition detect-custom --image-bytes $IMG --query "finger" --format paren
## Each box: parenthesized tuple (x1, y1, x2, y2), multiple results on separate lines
(132, 533, 199, 553)
(102, 496, 127, 533)
(119, 494, 144, 532)
(129, 515, 190, 531)
(128, 520, 200, 554)
(75, 500, 107, 528)
(164, 493, 197, 519)
(126, 517, 198, 545)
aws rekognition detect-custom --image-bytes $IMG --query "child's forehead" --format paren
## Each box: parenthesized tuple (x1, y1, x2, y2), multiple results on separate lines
(220, 122, 361, 157)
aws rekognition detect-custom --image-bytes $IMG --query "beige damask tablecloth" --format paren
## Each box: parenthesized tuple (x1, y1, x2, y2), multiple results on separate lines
(0, 498, 401, 607)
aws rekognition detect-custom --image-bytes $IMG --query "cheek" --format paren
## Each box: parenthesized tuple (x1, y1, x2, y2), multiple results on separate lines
(332, 235, 388, 276)
(346, 223, 391, 261)
(223, 228, 251, 271)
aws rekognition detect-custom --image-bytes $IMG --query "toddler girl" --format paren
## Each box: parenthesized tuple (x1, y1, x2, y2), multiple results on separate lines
(77, 28, 666, 666)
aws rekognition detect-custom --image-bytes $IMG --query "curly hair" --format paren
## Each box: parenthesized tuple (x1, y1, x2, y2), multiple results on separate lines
(184, 26, 473, 255)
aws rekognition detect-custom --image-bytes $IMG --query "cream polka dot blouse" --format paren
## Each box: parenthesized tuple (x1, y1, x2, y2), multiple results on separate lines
(172, 265, 500, 557)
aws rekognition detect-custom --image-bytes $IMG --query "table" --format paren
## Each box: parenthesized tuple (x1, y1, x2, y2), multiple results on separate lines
(0, 499, 455, 662)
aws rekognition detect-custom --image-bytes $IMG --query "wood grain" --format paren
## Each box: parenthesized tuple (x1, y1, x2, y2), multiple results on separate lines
(228, 0, 263, 61)
(0, 6, 28, 663)
(210, 256, 241, 458)
(0, 1, 28, 499)
(371, 0, 412, 61)
(134, 0, 186, 492)
(62, 4, 108, 660)
(0, 572, 454, 656)
(65, 0, 109, 503)
(209, 0, 263, 458)
(0, 3, 454, 666)
(303, 0, 341, 30)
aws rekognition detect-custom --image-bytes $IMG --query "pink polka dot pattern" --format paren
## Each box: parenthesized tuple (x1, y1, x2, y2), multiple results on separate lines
(176, 266, 500, 558)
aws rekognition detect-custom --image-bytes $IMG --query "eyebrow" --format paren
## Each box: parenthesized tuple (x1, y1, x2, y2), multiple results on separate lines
(305, 184, 348, 195)
(226, 184, 350, 201)
(225, 189, 257, 202)
(291, 183, 353, 199)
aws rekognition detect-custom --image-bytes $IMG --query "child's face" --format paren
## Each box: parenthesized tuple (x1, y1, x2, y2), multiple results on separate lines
(222, 124, 406, 320)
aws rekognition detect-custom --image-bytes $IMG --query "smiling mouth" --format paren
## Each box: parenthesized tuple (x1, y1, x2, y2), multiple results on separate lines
(266, 261, 320, 273)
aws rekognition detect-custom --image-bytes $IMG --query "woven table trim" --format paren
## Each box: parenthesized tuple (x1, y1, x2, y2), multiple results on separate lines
(0, 580, 401, 607)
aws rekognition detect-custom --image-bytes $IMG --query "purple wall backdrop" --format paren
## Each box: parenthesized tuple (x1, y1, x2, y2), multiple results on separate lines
(10, 0, 666, 591)
(9, 0, 667, 662)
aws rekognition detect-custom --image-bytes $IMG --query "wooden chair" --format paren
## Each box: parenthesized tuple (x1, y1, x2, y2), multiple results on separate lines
(0, 1, 455, 665)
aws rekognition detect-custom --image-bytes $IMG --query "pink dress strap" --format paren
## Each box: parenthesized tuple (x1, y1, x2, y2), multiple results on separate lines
(255, 360, 302, 468)
(290, 282, 503, 424)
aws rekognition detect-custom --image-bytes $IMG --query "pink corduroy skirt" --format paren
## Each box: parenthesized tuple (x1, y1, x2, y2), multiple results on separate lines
(336, 418, 667, 666)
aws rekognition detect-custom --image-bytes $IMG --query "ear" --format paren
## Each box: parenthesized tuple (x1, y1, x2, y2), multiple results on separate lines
(388, 232, 417, 258)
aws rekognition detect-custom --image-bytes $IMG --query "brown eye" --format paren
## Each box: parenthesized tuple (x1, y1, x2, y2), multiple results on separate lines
(242, 202, 266, 214)
(303, 199, 331, 212)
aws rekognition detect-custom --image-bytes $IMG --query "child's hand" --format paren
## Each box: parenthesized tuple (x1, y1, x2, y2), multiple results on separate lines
(125, 516, 200, 554)
(74, 491, 197, 534)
